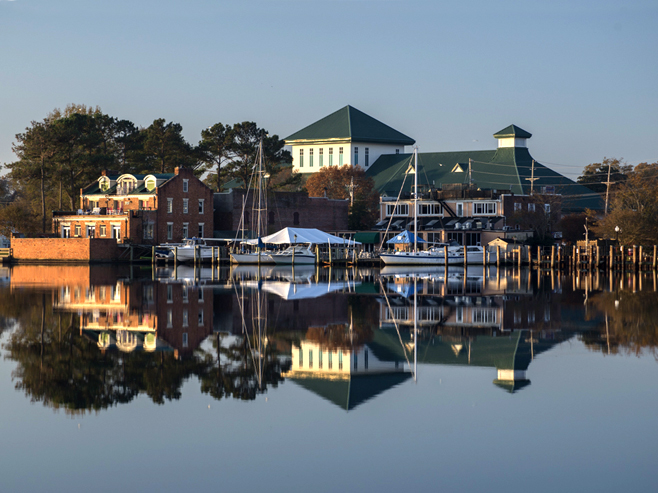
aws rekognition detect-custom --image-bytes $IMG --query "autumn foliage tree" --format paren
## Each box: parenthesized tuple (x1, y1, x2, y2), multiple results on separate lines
(305, 165, 379, 229)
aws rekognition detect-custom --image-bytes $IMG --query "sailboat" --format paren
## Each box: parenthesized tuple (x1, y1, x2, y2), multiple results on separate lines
(230, 137, 275, 265)
(380, 149, 461, 266)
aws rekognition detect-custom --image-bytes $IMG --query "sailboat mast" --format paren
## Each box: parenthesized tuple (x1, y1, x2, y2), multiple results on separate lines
(413, 148, 418, 254)
(414, 275, 417, 381)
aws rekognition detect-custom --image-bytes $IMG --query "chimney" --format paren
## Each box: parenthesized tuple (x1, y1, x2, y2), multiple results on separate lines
(175, 167, 180, 175)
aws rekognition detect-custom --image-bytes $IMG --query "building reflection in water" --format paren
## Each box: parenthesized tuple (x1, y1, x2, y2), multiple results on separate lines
(3, 263, 656, 414)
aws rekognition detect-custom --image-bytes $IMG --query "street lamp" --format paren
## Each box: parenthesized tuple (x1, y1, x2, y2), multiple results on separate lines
(615, 225, 620, 242)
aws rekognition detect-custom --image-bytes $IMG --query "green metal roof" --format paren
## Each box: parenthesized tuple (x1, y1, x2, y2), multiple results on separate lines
(366, 147, 603, 213)
(284, 105, 415, 146)
(493, 124, 532, 139)
(290, 371, 412, 411)
(354, 232, 380, 244)
(81, 173, 175, 196)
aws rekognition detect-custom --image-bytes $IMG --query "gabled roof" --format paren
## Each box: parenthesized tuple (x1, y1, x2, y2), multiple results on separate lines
(290, 371, 412, 411)
(493, 124, 532, 139)
(284, 105, 415, 145)
(82, 173, 175, 196)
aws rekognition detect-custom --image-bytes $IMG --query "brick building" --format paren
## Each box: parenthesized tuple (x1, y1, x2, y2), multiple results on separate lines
(52, 167, 214, 245)
(213, 189, 348, 237)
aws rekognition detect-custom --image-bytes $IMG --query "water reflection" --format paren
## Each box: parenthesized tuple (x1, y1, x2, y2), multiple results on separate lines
(0, 264, 657, 414)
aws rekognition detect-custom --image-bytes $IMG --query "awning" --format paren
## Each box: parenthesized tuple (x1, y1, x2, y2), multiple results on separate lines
(244, 227, 361, 245)
(354, 232, 380, 244)
(386, 230, 426, 244)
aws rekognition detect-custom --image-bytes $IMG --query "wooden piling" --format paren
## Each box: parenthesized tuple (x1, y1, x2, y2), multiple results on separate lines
(633, 246, 638, 271)
(496, 246, 500, 268)
(639, 246, 644, 271)
(654, 245, 657, 270)
(551, 245, 555, 269)
(152, 246, 155, 265)
(483, 246, 487, 266)
(537, 246, 541, 268)
(444, 246, 448, 267)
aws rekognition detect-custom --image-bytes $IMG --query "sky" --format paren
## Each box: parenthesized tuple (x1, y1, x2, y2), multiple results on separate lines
(1, 0, 656, 180)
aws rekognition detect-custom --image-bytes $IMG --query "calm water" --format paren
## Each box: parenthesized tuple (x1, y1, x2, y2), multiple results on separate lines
(0, 264, 656, 493)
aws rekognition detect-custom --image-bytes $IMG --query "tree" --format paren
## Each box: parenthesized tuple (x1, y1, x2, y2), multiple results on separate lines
(142, 119, 195, 173)
(305, 165, 380, 229)
(508, 194, 562, 245)
(593, 161, 658, 244)
(556, 213, 587, 244)
(577, 158, 632, 194)
(198, 123, 234, 191)
(7, 119, 57, 231)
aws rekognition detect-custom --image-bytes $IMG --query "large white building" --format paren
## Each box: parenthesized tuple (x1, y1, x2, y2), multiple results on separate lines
(284, 105, 415, 174)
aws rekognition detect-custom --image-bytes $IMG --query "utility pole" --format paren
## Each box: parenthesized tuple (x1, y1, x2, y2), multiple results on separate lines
(468, 158, 473, 187)
(526, 159, 539, 195)
(604, 163, 613, 215)
(348, 176, 355, 207)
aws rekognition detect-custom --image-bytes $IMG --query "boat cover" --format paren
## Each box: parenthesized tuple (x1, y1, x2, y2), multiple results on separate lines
(243, 227, 361, 245)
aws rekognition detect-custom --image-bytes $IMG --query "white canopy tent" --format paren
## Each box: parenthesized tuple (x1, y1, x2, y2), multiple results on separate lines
(243, 227, 361, 245)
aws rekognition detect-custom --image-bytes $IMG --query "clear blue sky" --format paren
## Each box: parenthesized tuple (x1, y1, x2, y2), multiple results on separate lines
(1, 0, 656, 179)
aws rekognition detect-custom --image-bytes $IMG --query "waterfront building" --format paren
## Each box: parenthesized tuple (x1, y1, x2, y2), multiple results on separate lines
(52, 167, 214, 245)
(284, 105, 415, 174)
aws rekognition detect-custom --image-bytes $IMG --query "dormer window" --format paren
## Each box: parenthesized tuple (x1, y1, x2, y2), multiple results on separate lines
(145, 177, 156, 191)
(117, 176, 137, 195)
(99, 177, 110, 192)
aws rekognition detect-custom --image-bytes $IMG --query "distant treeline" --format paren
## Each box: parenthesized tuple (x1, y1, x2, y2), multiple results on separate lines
(0, 104, 296, 234)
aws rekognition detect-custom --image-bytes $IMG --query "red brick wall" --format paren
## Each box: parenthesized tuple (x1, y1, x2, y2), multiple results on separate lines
(12, 238, 120, 262)
(215, 190, 348, 234)
(155, 168, 215, 244)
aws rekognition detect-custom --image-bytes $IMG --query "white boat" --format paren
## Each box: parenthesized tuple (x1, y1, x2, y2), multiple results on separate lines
(380, 248, 463, 266)
(229, 137, 275, 265)
(158, 237, 223, 262)
(271, 245, 316, 265)
(452, 245, 496, 264)
(230, 251, 275, 264)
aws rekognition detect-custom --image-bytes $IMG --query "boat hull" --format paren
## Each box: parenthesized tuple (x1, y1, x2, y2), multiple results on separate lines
(380, 252, 462, 265)
(271, 253, 316, 265)
(230, 252, 275, 264)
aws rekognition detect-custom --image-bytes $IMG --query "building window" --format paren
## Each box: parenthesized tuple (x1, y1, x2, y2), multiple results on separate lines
(544, 203, 551, 213)
(339, 147, 344, 166)
(182, 309, 188, 327)
(353, 354, 358, 370)
(364, 349, 368, 370)
(473, 202, 497, 215)
(167, 198, 173, 213)
(183, 198, 189, 214)
(365, 148, 369, 167)
(182, 332, 188, 348)
(182, 223, 188, 239)
(396, 149, 400, 154)
(329, 148, 333, 166)
(99, 224, 106, 237)
(198, 199, 204, 214)
(144, 223, 154, 240)
(299, 347, 303, 366)
(183, 179, 189, 193)
(386, 203, 409, 216)
(339, 351, 343, 370)
(308, 349, 313, 369)
(74, 224, 81, 237)
(86, 225, 95, 238)
(61, 225, 70, 238)
(354, 147, 358, 165)
(319, 148, 323, 167)
(111, 225, 121, 240)
(198, 310, 204, 326)
(167, 309, 173, 328)
(198, 289, 204, 302)
(167, 222, 173, 240)
(198, 223, 204, 237)
(167, 285, 173, 303)
(182, 285, 189, 303)
(299, 149, 303, 167)
(328, 352, 333, 369)
(514, 202, 521, 211)
(309, 148, 314, 167)
(418, 203, 442, 216)
(293, 212, 299, 225)
(528, 203, 536, 212)
(456, 203, 464, 217)
(145, 177, 156, 191)
(319, 350, 323, 369)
